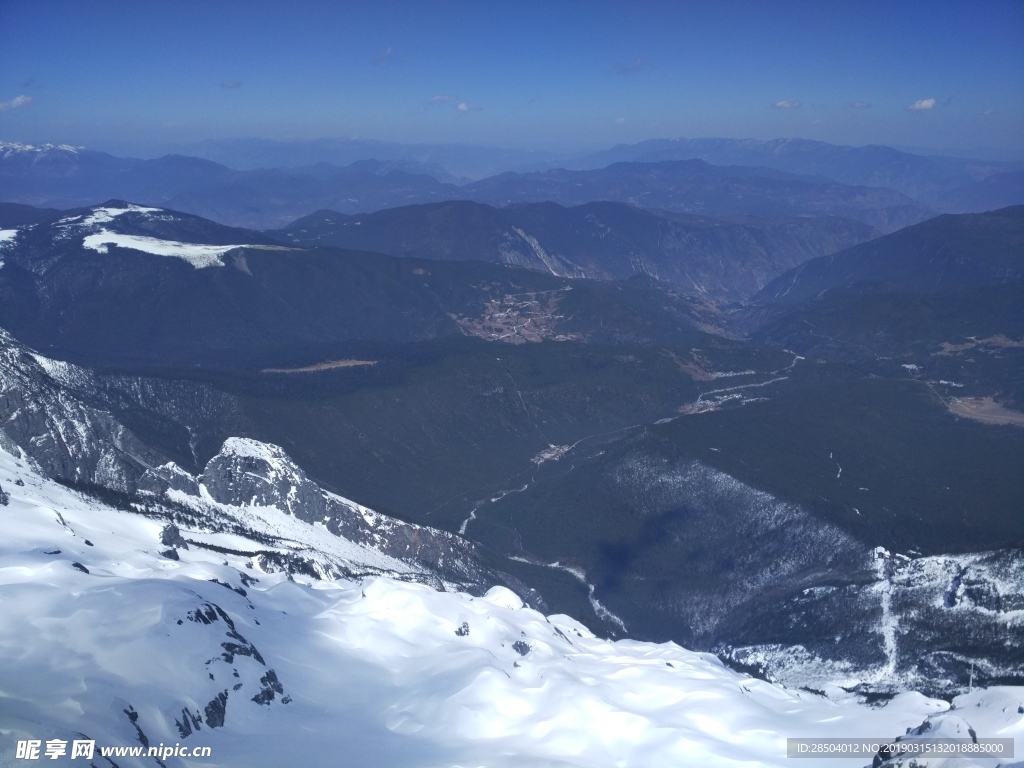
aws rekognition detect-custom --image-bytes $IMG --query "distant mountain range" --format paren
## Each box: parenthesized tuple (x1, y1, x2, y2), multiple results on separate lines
(170, 136, 559, 179)
(275, 200, 877, 302)
(7, 137, 1021, 231)
(936, 171, 1024, 214)
(458, 159, 931, 233)
(574, 137, 1024, 205)
(0, 143, 460, 228)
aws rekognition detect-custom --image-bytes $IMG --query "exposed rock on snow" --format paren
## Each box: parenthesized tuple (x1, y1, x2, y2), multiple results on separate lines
(0, 328, 170, 491)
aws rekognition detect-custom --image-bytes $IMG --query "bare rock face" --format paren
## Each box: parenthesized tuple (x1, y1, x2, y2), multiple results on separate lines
(0, 326, 245, 494)
(160, 523, 190, 550)
(139, 462, 202, 497)
(0, 330, 170, 491)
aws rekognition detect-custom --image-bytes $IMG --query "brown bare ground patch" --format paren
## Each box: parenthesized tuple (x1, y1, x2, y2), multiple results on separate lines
(947, 396, 1024, 427)
(935, 335, 1024, 356)
(262, 359, 378, 373)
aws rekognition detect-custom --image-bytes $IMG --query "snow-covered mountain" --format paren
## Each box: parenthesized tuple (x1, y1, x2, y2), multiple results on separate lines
(0, 140, 85, 164)
(138, 435, 493, 590)
(2, 443, 1021, 768)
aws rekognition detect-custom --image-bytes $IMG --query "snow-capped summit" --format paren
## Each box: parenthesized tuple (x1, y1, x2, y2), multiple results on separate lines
(0, 140, 82, 156)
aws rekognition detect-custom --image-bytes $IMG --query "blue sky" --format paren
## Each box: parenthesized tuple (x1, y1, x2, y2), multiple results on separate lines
(1, 0, 1022, 157)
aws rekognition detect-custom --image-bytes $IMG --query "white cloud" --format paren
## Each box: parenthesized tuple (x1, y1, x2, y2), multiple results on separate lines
(843, 100, 871, 109)
(0, 94, 33, 111)
(457, 102, 481, 112)
(773, 100, 801, 109)
(373, 46, 394, 64)
(430, 94, 456, 105)
(982, 108, 997, 116)
(907, 98, 936, 111)
(221, 80, 242, 89)
(614, 117, 627, 124)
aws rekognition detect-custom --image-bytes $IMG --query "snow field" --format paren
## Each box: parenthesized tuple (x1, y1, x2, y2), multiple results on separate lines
(0, 445, 1020, 767)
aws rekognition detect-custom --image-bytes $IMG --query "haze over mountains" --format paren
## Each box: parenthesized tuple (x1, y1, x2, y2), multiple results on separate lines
(171, 136, 557, 179)
(573, 137, 1024, 203)
(3, 136, 1022, 230)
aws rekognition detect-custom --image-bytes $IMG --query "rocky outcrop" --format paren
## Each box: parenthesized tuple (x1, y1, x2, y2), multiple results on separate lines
(0, 330, 169, 491)
(142, 437, 486, 586)
(160, 522, 190, 550)
(0, 327, 247, 491)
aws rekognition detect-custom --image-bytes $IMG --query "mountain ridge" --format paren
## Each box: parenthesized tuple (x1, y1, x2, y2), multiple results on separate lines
(575, 136, 1024, 205)
(273, 199, 879, 301)
(755, 205, 1024, 304)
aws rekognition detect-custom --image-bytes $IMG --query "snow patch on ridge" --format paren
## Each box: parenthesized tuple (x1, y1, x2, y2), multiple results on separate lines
(81, 204, 163, 226)
(0, 228, 17, 268)
(82, 230, 245, 268)
(48, 203, 286, 268)
(58, 204, 164, 227)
